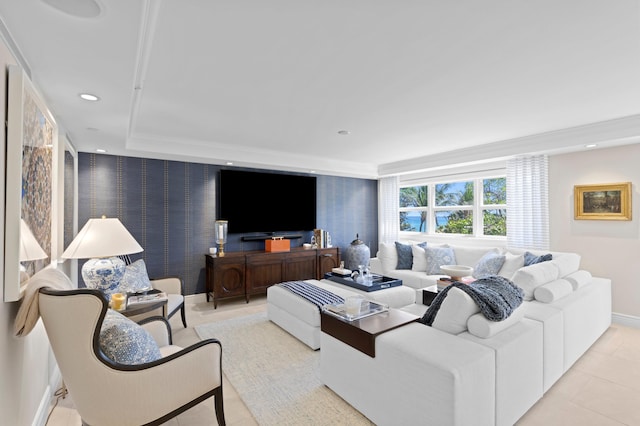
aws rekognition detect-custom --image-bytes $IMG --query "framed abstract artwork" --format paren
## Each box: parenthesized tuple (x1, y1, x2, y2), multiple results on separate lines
(3, 65, 60, 302)
(574, 182, 632, 221)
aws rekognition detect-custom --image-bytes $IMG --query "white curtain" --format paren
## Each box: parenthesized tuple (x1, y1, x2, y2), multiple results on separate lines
(378, 176, 399, 245)
(506, 155, 549, 250)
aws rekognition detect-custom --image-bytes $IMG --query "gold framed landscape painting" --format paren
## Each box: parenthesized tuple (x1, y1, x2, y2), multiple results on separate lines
(574, 182, 632, 221)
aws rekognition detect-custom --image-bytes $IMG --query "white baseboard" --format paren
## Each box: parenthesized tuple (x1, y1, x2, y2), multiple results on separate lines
(612, 312, 640, 329)
(32, 367, 62, 426)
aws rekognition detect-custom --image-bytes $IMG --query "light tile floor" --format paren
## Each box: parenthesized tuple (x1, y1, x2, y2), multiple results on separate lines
(47, 296, 640, 426)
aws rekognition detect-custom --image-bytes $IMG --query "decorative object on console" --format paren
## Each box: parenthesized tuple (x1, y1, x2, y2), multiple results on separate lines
(61, 216, 143, 295)
(265, 236, 290, 252)
(215, 220, 228, 257)
(574, 182, 632, 221)
(313, 228, 332, 248)
(343, 233, 370, 270)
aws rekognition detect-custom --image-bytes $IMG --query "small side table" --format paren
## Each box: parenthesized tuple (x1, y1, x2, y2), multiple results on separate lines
(117, 299, 167, 318)
(320, 308, 418, 357)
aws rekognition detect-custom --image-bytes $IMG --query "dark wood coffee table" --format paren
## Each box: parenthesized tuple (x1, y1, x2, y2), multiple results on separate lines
(320, 308, 418, 357)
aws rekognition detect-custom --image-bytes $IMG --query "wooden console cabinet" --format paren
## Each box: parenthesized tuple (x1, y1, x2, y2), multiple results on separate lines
(205, 247, 340, 308)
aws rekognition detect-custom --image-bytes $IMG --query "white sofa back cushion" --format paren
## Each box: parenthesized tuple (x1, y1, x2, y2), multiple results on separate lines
(411, 244, 427, 272)
(533, 279, 573, 303)
(448, 245, 500, 268)
(431, 287, 480, 334)
(511, 261, 560, 301)
(467, 304, 526, 338)
(549, 253, 581, 277)
(564, 270, 592, 290)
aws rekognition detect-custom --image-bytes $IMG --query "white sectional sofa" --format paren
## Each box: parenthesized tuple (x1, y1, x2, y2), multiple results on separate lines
(319, 241, 612, 426)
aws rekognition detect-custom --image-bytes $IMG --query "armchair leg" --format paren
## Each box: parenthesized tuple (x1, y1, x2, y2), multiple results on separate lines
(180, 304, 187, 328)
(214, 387, 226, 426)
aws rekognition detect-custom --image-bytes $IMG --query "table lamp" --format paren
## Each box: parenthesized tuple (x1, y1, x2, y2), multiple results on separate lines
(215, 220, 228, 257)
(19, 219, 48, 283)
(62, 216, 143, 294)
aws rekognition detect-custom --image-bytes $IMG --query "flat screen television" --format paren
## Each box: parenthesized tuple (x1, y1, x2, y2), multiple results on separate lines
(218, 169, 317, 234)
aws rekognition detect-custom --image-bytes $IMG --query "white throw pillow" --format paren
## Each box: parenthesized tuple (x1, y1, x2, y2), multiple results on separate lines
(411, 245, 427, 272)
(467, 305, 525, 338)
(534, 279, 573, 303)
(498, 252, 525, 280)
(431, 287, 480, 334)
(378, 242, 398, 272)
(511, 261, 560, 301)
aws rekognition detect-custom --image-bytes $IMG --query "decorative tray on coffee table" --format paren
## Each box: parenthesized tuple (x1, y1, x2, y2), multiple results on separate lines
(324, 272, 403, 292)
(322, 300, 389, 322)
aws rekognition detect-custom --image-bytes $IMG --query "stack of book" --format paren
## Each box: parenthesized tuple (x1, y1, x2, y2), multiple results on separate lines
(313, 229, 331, 248)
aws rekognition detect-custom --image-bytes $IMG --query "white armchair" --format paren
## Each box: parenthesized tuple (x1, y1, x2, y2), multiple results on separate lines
(39, 287, 225, 426)
(150, 276, 187, 327)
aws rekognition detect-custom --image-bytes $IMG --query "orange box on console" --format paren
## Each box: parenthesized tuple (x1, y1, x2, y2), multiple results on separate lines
(265, 238, 290, 252)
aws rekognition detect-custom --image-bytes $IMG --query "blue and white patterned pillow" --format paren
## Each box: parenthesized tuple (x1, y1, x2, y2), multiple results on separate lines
(99, 310, 162, 365)
(473, 252, 506, 278)
(523, 252, 553, 266)
(118, 259, 152, 293)
(424, 247, 456, 275)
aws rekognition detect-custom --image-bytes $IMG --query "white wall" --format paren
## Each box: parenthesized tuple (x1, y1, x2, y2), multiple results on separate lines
(0, 34, 58, 426)
(549, 144, 640, 319)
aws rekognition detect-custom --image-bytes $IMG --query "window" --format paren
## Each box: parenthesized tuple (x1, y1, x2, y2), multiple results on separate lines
(399, 177, 506, 237)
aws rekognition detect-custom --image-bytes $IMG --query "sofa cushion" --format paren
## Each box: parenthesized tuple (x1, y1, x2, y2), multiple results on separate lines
(524, 252, 552, 266)
(411, 244, 427, 272)
(498, 252, 524, 280)
(424, 246, 457, 275)
(564, 270, 592, 290)
(448, 245, 500, 268)
(473, 252, 506, 279)
(431, 287, 480, 334)
(467, 304, 526, 338)
(378, 242, 398, 272)
(549, 253, 582, 278)
(511, 261, 560, 301)
(99, 310, 162, 365)
(395, 241, 427, 270)
(534, 279, 573, 303)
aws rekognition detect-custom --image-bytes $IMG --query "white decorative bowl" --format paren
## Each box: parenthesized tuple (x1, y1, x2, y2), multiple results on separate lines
(440, 265, 474, 280)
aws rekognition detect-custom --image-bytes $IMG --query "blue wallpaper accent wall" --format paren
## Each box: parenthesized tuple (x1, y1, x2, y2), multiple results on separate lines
(77, 153, 378, 295)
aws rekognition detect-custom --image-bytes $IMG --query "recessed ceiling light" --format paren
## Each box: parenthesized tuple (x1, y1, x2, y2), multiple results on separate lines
(310, 170, 316, 174)
(79, 93, 100, 101)
(226, 162, 234, 166)
(337, 130, 350, 135)
(585, 144, 597, 148)
(96, 149, 107, 153)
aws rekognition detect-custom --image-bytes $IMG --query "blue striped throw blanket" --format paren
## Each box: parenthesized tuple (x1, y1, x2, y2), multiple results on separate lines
(277, 281, 345, 311)
(420, 275, 524, 326)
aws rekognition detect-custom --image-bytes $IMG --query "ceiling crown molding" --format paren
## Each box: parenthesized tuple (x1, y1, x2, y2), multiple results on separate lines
(378, 115, 640, 177)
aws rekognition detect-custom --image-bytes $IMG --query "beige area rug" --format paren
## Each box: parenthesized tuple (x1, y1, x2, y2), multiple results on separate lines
(195, 312, 373, 426)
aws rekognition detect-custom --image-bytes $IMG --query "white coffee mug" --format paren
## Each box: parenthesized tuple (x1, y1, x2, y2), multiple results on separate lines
(209, 247, 218, 255)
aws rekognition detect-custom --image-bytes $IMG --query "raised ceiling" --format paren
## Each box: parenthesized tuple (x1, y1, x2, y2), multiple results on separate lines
(1, 0, 639, 178)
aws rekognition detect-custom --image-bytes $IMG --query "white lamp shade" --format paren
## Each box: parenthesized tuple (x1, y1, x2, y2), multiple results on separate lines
(19, 219, 48, 261)
(62, 217, 143, 259)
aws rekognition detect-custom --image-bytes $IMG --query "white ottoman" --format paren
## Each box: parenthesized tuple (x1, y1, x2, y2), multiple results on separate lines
(267, 279, 415, 350)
